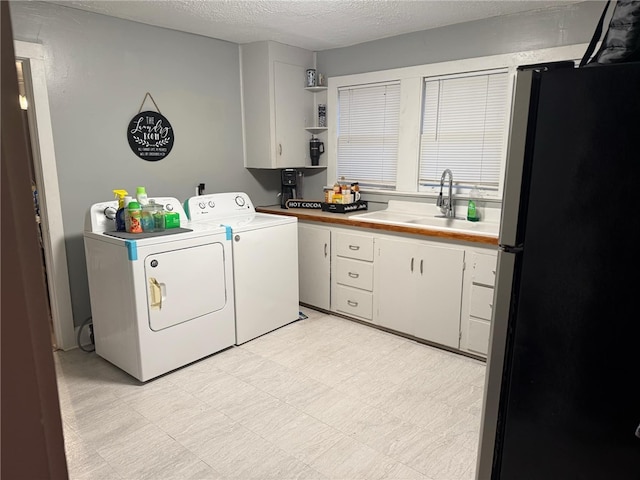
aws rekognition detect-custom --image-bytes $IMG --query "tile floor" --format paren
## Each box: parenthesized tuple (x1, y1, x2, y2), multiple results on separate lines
(55, 307, 486, 480)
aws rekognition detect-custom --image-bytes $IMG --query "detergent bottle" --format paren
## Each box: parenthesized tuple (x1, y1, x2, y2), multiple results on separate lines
(113, 189, 128, 231)
(127, 200, 143, 233)
(136, 186, 149, 206)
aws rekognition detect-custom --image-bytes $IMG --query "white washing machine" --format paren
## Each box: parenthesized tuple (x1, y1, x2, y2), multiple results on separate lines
(185, 192, 299, 345)
(83, 197, 235, 382)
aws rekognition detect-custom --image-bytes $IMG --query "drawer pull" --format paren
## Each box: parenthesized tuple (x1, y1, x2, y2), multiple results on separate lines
(348, 272, 359, 278)
(349, 245, 360, 251)
(347, 300, 359, 307)
(324, 243, 328, 258)
(410, 257, 414, 272)
(420, 259, 423, 275)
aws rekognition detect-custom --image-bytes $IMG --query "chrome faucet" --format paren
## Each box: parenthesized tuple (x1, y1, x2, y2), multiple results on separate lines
(436, 169, 454, 218)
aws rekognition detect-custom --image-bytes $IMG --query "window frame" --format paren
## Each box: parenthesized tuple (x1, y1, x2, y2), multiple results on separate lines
(326, 43, 587, 202)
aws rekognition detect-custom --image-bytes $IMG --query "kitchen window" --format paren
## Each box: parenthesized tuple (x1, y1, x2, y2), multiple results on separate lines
(337, 82, 400, 189)
(326, 43, 586, 201)
(419, 70, 509, 192)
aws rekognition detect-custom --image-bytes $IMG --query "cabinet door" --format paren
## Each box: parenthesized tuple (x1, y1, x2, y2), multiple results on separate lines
(298, 223, 330, 309)
(274, 61, 312, 168)
(374, 237, 417, 334)
(413, 244, 464, 349)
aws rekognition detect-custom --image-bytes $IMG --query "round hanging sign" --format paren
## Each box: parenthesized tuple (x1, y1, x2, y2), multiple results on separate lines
(127, 110, 174, 161)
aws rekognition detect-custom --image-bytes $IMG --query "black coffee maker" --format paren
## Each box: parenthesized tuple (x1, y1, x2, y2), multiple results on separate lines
(281, 169, 297, 208)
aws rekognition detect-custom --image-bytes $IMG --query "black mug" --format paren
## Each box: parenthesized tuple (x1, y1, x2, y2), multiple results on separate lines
(310, 138, 325, 166)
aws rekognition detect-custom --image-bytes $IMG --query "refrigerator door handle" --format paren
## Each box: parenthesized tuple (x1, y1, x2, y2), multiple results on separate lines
(636, 422, 640, 439)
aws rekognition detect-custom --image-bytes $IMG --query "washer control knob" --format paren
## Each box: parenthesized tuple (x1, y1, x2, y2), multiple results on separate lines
(235, 195, 246, 207)
(104, 206, 117, 220)
(208, 201, 215, 208)
(165, 203, 174, 212)
(198, 202, 206, 209)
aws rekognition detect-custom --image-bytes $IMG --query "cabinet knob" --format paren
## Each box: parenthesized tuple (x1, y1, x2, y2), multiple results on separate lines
(279, 144, 282, 156)
(410, 257, 414, 272)
(324, 243, 328, 257)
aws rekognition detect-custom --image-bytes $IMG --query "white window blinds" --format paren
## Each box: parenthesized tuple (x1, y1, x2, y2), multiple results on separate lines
(337, 82, 400, 188)
(419, 70, 509, 188)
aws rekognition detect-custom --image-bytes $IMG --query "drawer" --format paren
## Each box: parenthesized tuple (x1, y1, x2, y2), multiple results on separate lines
(334, 257, 373, 291)
(472, 252, 497, 287)
(468, 318, 491, 356)
(334, 231, 374, 261)
(332, 285, 373, 320)
(469, 284, 494, 321)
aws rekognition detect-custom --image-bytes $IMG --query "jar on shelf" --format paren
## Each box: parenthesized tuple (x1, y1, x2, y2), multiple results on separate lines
(318, 104, 326, 127)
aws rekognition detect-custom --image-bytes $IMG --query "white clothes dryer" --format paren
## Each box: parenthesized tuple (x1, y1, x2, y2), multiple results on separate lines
(83, 197, 235, 382)
(185, 192, 299, 345)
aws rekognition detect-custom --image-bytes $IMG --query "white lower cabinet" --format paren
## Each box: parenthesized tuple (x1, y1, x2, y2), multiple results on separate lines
(298, 223, 331, 310)
(460, 250, 498, 357)
(297, 221, 497, 358)
(374, 236, 464, 349)
(331, 229, 375, 321)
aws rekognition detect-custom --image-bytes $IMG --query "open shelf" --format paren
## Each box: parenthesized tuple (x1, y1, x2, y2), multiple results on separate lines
(305, 86, 328, 93)
(305, 127, 328, 134)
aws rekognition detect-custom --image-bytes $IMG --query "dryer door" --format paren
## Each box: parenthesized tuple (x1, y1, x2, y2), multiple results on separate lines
(145, 242, 227, 331)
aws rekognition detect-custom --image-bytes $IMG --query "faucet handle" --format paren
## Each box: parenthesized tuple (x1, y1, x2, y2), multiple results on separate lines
(436, 192, 443, 207)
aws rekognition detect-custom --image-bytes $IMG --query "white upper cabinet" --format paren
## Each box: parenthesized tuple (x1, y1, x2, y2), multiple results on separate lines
(241, 41, 314, 169)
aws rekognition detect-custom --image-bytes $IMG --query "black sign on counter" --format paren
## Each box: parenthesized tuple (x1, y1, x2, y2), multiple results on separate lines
(285, 200, 322, 209)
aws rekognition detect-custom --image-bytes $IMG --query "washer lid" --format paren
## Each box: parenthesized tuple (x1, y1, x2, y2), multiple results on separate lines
(217, 212, 296, 232)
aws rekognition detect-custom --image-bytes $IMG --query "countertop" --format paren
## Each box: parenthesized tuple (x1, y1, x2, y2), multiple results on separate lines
(256, 205, 499, 246)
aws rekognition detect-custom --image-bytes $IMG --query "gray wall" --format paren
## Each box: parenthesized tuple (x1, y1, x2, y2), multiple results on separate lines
(303, 1, 605, 198)
(10, 1, 281, 327)
(10, 1, 605, 328)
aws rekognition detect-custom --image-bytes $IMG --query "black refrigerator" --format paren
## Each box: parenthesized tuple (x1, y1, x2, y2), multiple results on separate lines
(476, 62, 640, 479)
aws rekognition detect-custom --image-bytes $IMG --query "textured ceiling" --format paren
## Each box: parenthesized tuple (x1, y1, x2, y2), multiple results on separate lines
(53, 0, 583, 51)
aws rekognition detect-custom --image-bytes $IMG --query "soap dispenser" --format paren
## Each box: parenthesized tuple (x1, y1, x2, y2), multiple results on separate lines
(467, 186, 481, 222)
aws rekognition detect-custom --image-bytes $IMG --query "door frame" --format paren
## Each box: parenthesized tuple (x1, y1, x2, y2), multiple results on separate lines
(15, 40, 74, 350)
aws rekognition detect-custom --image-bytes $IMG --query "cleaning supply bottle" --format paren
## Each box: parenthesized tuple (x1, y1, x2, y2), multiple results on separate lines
(136, 186, 149, 206)
(123, 195, 133, 232)
(127, 200, 143, 233)
(467, 185, 481, 222)
(113, 189, 128, 231)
